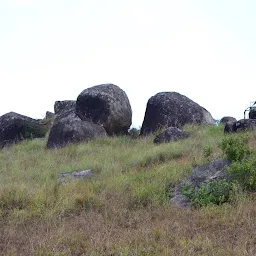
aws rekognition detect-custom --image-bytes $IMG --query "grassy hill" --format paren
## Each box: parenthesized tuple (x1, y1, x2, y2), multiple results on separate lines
(0, 125, 255, 255)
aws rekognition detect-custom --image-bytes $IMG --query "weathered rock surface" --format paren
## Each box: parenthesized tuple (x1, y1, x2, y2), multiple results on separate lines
(171, 159, 230, 208)
(47, 115, 106, 148)
(249, 107, 256, 119)
(140, 92, 214, 135)
(224, 119, 256, 133)
(54, 100, 76, 121)
(0, 112, 48, 148)
(224, 121, 236, 133)
(76, 84, 132, 135)
(45, 111, 55, 120)
(220, 116, 237, 125)
(154, 127, 189, 144)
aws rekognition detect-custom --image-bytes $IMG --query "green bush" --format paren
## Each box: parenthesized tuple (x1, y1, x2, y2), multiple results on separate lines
(219, 134, 256, 192)
(228, 156, 256, 191)
(181, 180, 233, 207)
(219, 134, 250, 162)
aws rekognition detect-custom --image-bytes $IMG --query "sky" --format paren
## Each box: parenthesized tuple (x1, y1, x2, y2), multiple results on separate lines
(1, 0, 256, 127)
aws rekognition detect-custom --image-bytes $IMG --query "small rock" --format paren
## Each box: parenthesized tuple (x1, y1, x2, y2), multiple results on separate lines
(59, 169, 93, 184)
(154, 127, 189, 144)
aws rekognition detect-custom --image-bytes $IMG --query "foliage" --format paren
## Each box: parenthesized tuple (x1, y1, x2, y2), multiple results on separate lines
(182, 132, 255, 207)
(228, 156, 256, 191)
(219, 134, 250, 162)
(181, 180, 233, 207)
(219, 133, 256, 192)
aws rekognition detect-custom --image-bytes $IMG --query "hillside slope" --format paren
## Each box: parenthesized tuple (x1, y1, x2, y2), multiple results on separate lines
(0, 125, 255, 255)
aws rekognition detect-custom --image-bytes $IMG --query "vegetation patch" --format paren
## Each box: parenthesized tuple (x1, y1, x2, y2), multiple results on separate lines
(1, 125, 256, 255)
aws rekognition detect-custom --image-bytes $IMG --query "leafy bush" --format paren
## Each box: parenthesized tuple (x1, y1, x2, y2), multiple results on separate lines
(219, 134, 250, 162)
(228, 156, 256, 191)
(181, 180, 233, 207)
(219, 133, 256, 192)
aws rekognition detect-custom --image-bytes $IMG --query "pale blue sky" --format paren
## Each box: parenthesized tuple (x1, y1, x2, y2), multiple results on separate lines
(1, 0, 256, 127)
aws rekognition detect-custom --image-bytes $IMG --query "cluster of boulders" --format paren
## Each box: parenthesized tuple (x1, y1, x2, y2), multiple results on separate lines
(48, 84, 132, 148)
(221, 115, 256, 134)
(2, 83, 255, 149)
(0, 84, 133, 148)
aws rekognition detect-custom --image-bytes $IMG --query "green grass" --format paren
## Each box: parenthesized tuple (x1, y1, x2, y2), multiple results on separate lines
(1, 124, 256, 255)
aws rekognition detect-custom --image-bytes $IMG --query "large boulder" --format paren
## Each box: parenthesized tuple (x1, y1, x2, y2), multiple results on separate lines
(54, 100, 76, 121)
(220, 116, 237, 125)
(140, 92, 214, 135)
(47, 115, 106, 148)
(171, 159, 230, 208)
(0, 112, 48, 148)
(76, 84, 132, 135)
(224, 119, 256, 133)
(249, 107, 256, 119)
(154, 127, 189, 144)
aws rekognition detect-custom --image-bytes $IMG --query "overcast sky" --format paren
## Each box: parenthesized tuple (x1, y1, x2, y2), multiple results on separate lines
(1, 0, 256, 127)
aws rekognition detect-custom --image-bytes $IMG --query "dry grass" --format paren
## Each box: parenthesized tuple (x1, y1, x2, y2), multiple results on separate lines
(0, 125, 256, 255)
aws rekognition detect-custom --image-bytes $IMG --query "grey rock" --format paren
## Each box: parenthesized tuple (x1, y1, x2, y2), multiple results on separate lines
(45, 111, 55, 120)
(0, 112, 48, 148)
(59, 169, 93, 185)
(224, 119, 256, 133)
(47, 115, 106, 148)
(220, 116, 237, 125)
(171, 159, 230, 208)
(140, 92, 214, 135)
(224, 121, 237, 133)
(54, 100, 76, 121)
(76, 84, 132, 135)
(54, 100, 76, 115)
(154, 127, 189, 144)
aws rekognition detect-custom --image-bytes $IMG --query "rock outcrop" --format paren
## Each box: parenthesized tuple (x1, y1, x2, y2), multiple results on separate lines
(154, 127, 189, 144)
(171, 159, 230, 208)
(0, 112, 48, 148)
(140, 92, 214, 135)
(76, 84, 132, 135)
(47, 115, 106, 148)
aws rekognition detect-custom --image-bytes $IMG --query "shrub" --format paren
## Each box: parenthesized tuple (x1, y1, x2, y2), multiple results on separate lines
(219, 133, 256, 192)
(219, 134, 250, 162)
(181, 180, 234, 207)
(228, 156, 256, 191)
